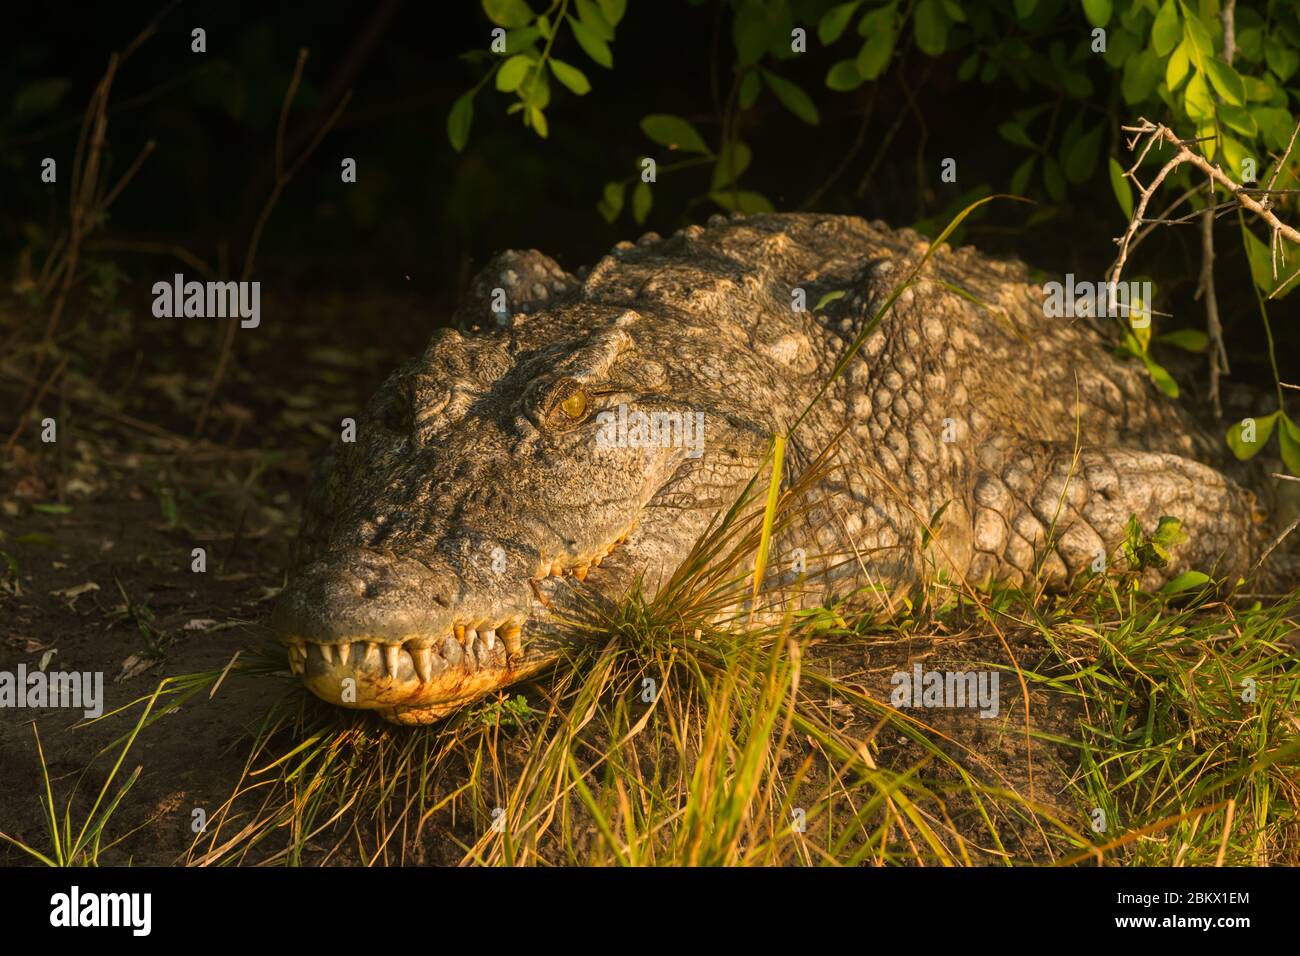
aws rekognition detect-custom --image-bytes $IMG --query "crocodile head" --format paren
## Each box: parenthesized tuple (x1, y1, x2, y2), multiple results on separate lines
(272, 268, 781, 724)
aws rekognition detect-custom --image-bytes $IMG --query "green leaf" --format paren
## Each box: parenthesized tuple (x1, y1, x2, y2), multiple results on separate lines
(1243, 76, 1275, 102)
(1217, 102, 1257, 138)
(569, 15, 613, 67)
(1203, 58, 1245, 105)
(711, 140, 753, 190)
(1082, 0, 1112, 28)
(574, 0, 614, 40)
(818, 1, 861, 44)
(1279, 416, 1300, 475)
(739, 71, 761, 109)
(14, 533, 54, 546)
(826, 59, 863, 91)
(1220, 135, 1250, 180)
(597, 0, 626, 26)
(997, 120, 1035, 148)
(1241, 225, 1300, 296)
(814, 289, 846, 311)
(1235, 25, 1263, 62)
(1142, 353, 1179, 397)
(528, 104, 549, 137)
(1182, 70, 1214, 122)
(1063, 120, 1104, 183)
(732, 4, 771, 66)
(913, 0, 950, 56)
(1155, 328, 1208, 351)
(503, 26, 542, 53)
(1151, 0, 1180, 57)
(1225, 412, 1278, 460)
(761, 70, 819, 124)
(495, 54, 532, 92)
(856, 27, 896, 80)
(640, 114, 710, 153)
(1043, 155, 1066, 202)
(1122, 49, 1162, 103)
(632, 180, 652, 224)
(709, 189, 775, 214)
(446, 93, 474, 152)
(549, 58, 591, 94)
(1160, 570, 1210, 594)
(1014, 0, 1038, 17)
(596, 181, 625, 222)
(483, 0, 534, 29)
(1010, 155, 1036, 195)
(1151, 515, 1187, 552)
(1265, 38, 1299, 81)
(1165, 38, 1190, 91)
(1182, 14, 1213, 63)
(1108, 156, 1133, 219)
(1254, 106, 1295, 150)
(11, 78, 71, 118)
(31, 503, 72, 515)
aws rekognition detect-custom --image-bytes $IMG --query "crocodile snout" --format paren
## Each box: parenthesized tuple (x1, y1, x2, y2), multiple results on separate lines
(271, 549, 533, 723)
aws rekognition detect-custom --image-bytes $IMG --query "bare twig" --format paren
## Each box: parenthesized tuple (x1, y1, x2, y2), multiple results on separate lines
(8, 11, 167, 450)
(83, 239, 216, 279)
(801, 88, 878, 209)
(1110, 119, 1300, 288)
(1221, 0, 1237, 67)
(1197, 173, 1229, 416)
(195, 50, 352, 434)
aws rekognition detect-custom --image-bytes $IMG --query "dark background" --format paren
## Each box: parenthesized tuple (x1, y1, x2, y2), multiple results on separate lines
(0, 0, 1294, 396)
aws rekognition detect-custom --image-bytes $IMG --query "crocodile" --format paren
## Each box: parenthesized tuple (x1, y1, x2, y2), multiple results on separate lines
(272, 212, 1266, 725)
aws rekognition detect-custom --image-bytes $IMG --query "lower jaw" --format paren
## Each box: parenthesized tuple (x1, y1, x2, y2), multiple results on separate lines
(296, 644, 555, 725)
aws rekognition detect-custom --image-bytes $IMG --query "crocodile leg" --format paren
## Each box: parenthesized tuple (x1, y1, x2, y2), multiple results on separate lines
(949, 441, 1260, 591)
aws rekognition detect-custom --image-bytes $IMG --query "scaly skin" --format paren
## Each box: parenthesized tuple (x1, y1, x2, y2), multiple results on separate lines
(272, 213, 1263, 724)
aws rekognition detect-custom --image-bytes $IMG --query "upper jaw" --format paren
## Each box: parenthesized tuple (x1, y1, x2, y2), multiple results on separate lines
(272, 523, 642, 720)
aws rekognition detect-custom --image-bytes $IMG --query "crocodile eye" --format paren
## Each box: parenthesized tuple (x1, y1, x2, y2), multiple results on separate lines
(560, 389, 588, 419)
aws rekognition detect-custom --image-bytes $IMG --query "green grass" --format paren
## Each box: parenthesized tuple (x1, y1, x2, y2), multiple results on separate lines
(152, 456, 1298, 867)
(8, 445, 1297, 866)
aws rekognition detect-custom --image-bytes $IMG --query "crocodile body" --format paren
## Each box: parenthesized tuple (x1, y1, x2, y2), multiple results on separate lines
(272, 213, 1262, 724)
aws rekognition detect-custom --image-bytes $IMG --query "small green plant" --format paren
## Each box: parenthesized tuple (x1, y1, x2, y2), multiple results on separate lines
(472, 693, 538, 728)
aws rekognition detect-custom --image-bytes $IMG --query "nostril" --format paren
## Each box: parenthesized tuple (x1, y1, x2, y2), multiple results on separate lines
(363, 581, 382, 599)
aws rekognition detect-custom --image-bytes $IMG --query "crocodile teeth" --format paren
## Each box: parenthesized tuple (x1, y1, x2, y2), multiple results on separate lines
(482, 629, 496, 650)
(383, 644, 401, 677)
(501, 624, 523, 657)
(320, 644, 336, 665)
(442, 635, 463, 666)
(573, 564, 590, 581)
(465, 629, 477, 653)
(337, 641, 351, 664)
(412, 646, 433, 683)
(454, 624, 466, 643)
